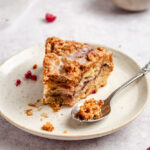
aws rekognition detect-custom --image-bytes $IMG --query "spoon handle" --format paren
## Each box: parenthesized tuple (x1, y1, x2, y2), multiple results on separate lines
(107, 61, 150, 101)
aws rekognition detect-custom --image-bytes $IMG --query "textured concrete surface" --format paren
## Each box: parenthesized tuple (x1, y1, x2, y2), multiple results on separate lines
(0, 0, 150, 149)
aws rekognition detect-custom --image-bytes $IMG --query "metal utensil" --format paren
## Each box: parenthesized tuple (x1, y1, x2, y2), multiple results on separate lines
(71, 61, 150, 122)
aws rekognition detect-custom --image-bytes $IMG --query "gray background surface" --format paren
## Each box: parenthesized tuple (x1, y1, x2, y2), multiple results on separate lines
(0, 0, 150, 149)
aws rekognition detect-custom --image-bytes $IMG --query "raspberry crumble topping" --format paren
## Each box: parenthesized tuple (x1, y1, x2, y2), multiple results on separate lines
(42, 37, 113, 110)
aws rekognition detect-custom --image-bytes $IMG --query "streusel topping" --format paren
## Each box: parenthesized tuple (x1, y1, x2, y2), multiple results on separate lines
(43, 37, 113, 84)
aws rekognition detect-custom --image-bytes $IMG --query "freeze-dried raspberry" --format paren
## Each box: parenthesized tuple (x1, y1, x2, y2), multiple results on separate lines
(45, 13, 56, 22)
(25, 70, 32, 79)
(31, 75, 37, 81)
(92, 90, 97, 94)
(16, 79, 21, 86)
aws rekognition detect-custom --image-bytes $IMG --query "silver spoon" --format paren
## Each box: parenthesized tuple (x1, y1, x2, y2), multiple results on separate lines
(71, 61, 150, 122)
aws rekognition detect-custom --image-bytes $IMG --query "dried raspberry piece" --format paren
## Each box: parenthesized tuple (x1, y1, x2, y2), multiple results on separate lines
(45, 13, 56, 22)
(147, 147, 150, 150)
(59, 85, 70, 89)
(92, 90, 97, 94)
(90, 48, 94, 52)
(24, 70, 37, 81)
(16, 79, 21, 86)
(25, 70, 32, 79)
(31, 75, 37, 81)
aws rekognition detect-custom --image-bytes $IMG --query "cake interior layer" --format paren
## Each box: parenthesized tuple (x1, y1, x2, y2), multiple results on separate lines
(43, 62, 112, 106)
(74, 65, 112, 104)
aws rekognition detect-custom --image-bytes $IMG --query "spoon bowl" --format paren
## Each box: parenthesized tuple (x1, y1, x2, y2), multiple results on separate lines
(71, 99, 111, 123)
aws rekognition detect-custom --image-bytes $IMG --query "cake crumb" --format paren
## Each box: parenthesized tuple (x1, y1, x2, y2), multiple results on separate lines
(25, 109, 33, 116)
(33, 64, 38, 69)
(40, 118, 43, 121)
(42, 122, 54, 131)
(34, 99, 41, 105)
(49, 103, 61, 112)
(36, 99, 41, 103)
(28, 103, 38, 108)
(37, 107, 42, 111)
(41, 112, 49, 118)
(61, 113, 64, 116)
(76, 98, 104, 120)
(63, 130, 67, 134)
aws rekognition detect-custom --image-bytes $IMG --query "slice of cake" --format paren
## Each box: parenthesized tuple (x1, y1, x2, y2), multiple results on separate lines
(42, 37, 113, 109)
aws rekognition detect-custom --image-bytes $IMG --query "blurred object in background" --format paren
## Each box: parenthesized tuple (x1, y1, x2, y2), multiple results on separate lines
(0, 0, 32, 30)
(112, 0, 150, 11)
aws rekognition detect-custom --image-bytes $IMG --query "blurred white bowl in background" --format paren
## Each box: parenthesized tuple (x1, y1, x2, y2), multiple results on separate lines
(112, 0, 150, 11)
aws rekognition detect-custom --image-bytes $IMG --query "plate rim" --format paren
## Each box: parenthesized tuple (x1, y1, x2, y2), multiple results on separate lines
(0, 43, 149, 140)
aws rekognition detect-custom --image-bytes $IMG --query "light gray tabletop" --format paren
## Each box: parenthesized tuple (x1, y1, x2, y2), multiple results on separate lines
(0, 0, 150, 149)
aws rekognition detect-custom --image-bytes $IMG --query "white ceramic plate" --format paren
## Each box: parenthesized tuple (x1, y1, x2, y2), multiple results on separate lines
(0, 44, 149, 140)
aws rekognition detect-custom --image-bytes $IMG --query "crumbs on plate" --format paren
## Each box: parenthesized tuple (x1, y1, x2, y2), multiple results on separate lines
(63, 130, 67, 134)
(42, 122, 54, 132)
(27, 99, 42, 111)
(37, 107, 42, 111)
(41, 112, 49, 118)
(35, 99, 41, 104)
(32, 64, 38, 69)
(28, 103, 38, 108)
(25, 109, 33, 116)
